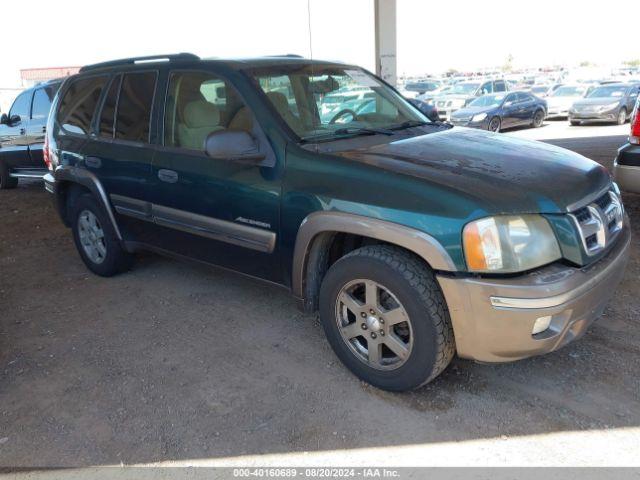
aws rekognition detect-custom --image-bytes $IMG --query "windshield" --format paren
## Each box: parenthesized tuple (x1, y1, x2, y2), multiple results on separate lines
(247, 65, 428, 140)
(448, 82, 480, 95)
(587, 86, 627, 98)
(469, 93, 506, 107)
(550, 86, 586, 97)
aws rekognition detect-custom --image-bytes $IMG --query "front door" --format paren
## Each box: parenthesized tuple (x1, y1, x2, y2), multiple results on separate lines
(0, 90, 32, 170)
(150, 70, 282, 282)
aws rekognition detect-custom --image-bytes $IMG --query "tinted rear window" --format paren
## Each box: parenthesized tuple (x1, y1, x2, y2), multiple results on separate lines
(58, 76, 108, 135)
(98, 76, 121, 138)
(115, 72, 157, 143)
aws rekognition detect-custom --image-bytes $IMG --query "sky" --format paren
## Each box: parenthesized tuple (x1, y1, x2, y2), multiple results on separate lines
(0, 0, 637, 87)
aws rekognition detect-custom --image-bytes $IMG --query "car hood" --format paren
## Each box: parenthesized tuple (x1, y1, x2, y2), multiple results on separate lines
(331, 127, 610, 215)
(572, 97, 621, 107)
(450, 105, 495, 118)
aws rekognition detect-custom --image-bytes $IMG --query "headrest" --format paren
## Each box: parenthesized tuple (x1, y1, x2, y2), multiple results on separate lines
(266, 91, 290, 113)
(184, 101, 220, 128)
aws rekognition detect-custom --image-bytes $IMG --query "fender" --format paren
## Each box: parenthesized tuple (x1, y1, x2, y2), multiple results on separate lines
(52, 166, 123, 240)
(291, 211, 457, 299)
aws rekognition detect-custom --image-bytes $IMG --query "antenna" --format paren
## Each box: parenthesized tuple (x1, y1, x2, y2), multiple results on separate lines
(307, 0, 313, 62)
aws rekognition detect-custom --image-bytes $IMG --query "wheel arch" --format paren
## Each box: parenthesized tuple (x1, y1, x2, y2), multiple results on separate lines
(292, 211, 457, 313)
(53, 166, 122, 240)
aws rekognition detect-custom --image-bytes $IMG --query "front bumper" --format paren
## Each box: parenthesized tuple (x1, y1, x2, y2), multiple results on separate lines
(614, 143, 640, 194)
(437, 223, 630, 362)
(449, 118, 489, 129)
(569, 109, 617, 122)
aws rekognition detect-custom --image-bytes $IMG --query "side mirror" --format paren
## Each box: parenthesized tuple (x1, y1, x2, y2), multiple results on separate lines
(9, 114, 21, 124)
(204, 130, 266, 164)
(0, 113, 8, 125)
(504, 101, 514, 107)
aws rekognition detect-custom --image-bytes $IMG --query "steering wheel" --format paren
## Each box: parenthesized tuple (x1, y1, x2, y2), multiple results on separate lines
(329, 108, 358, 125)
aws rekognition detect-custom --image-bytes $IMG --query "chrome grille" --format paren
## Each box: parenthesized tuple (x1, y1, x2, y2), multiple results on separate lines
(569, 190, 624, 256)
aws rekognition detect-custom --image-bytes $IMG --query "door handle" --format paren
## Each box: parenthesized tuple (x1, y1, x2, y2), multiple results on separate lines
(158, 169, 178, 183)
(19, 128, 26, 135)
(42, 126, 47, 133)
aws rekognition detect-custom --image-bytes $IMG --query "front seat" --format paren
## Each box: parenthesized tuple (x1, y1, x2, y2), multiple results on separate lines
(178, 100, 224, 150)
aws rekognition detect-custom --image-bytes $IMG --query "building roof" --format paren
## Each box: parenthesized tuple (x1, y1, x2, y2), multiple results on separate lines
(20, 66, 81, 82)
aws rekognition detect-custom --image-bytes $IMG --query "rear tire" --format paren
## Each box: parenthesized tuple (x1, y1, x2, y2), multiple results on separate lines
(617, 108, 627, 125)
(0, 162, 18, 190)
(319, 245, 455, 391)
(570, 119, 581, 126)
(71, 193, 133, 277)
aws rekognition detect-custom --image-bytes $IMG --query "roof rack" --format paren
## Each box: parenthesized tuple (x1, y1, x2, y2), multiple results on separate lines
(272, 54, 305, 58)
(80, 53, 200, 72)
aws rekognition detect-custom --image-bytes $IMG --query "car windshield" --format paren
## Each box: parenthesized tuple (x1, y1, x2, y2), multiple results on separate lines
(246, 64, 428, 141)
(551, 86, 586, 97)
(469, 93, 506, 107)
(587, 86, 627, 98)
(448, 82, 480, 95)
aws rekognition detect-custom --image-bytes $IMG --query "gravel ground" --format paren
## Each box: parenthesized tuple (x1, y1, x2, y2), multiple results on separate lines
(0, 128, 638, 467)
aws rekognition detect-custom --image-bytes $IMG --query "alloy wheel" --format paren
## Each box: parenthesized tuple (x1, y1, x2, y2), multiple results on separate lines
(77, 210, 107, 264)
(335, 279, 413, 371)
(488, 117, 501, 132)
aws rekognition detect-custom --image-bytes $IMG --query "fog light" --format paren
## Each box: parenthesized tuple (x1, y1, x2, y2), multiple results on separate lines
(532, 315, 552, 335)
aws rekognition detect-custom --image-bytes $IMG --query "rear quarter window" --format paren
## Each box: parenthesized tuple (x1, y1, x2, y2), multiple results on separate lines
(57, 76, 109, 135)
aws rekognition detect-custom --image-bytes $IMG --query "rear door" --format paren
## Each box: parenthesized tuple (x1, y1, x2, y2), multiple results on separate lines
(82, 71, 159, 243)
(516, 92, 537, 125)
(26, 84, 59, 168)
(0, 90, 32, 169)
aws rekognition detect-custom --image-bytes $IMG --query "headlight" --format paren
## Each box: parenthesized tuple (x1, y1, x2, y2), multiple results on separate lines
(463, 215, 561, 273)
(472, 113, 487, 122)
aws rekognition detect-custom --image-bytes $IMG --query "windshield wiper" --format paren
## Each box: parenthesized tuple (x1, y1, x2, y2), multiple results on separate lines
(333, 126, 395, 136)
(300, 127, 395, 143)
(389, 120, 428, 130)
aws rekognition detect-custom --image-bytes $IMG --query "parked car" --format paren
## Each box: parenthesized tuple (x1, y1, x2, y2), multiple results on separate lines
(569, 83, 640, 125)
(319, 87, 374, 117)
(433, 79, 509, 120)
(614, 96, 640, 193)
(545, 84, 589, 119)
(45, 54, 629, 392)
(407, 98, 440, 122)
(0, 79, 62, 189)
(449, 91, 546, 132)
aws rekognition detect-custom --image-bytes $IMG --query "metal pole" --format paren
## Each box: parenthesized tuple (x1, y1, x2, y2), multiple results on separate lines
(374, 0, 397, 86)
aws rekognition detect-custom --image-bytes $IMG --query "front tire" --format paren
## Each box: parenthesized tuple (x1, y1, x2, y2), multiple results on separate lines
(488, 116, 501, 132)
(570, 119, 581, 126)
(532, 109, 545, 128)
(319, 245, 455, 391)
(71, 193, 133, 277)
(0, 162, 18, 190)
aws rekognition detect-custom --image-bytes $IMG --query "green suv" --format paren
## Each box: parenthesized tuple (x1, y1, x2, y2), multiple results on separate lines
(44, 54, 630, 391)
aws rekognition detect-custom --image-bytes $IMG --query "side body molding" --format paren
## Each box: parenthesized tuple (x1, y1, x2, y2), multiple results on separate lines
(291, 211, 457, 299)
(53, 166, 123, 240)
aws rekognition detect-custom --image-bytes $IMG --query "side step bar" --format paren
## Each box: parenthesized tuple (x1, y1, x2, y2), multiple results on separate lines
(9, 170, 46, 179)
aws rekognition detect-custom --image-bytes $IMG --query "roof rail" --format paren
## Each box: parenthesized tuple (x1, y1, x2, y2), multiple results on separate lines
(80, 53, 200, 72)
(273, 54, 305, 58)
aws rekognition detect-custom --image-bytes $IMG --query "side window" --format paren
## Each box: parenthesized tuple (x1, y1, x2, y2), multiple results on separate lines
(494, 81, 506, 92)
(480, 82, 493, 95)
(505, 93, 517, 104)
(9, 91, 32, 120)
(31, 87, 55, 120)
(165, 71, 246, 151)
(115, 72, 157, 143)
(58, 76, 109, 135)
(98, 76, 120, 138)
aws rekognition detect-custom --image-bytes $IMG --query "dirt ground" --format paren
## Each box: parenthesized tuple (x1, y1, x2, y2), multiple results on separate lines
(0, 128, 638, 468)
